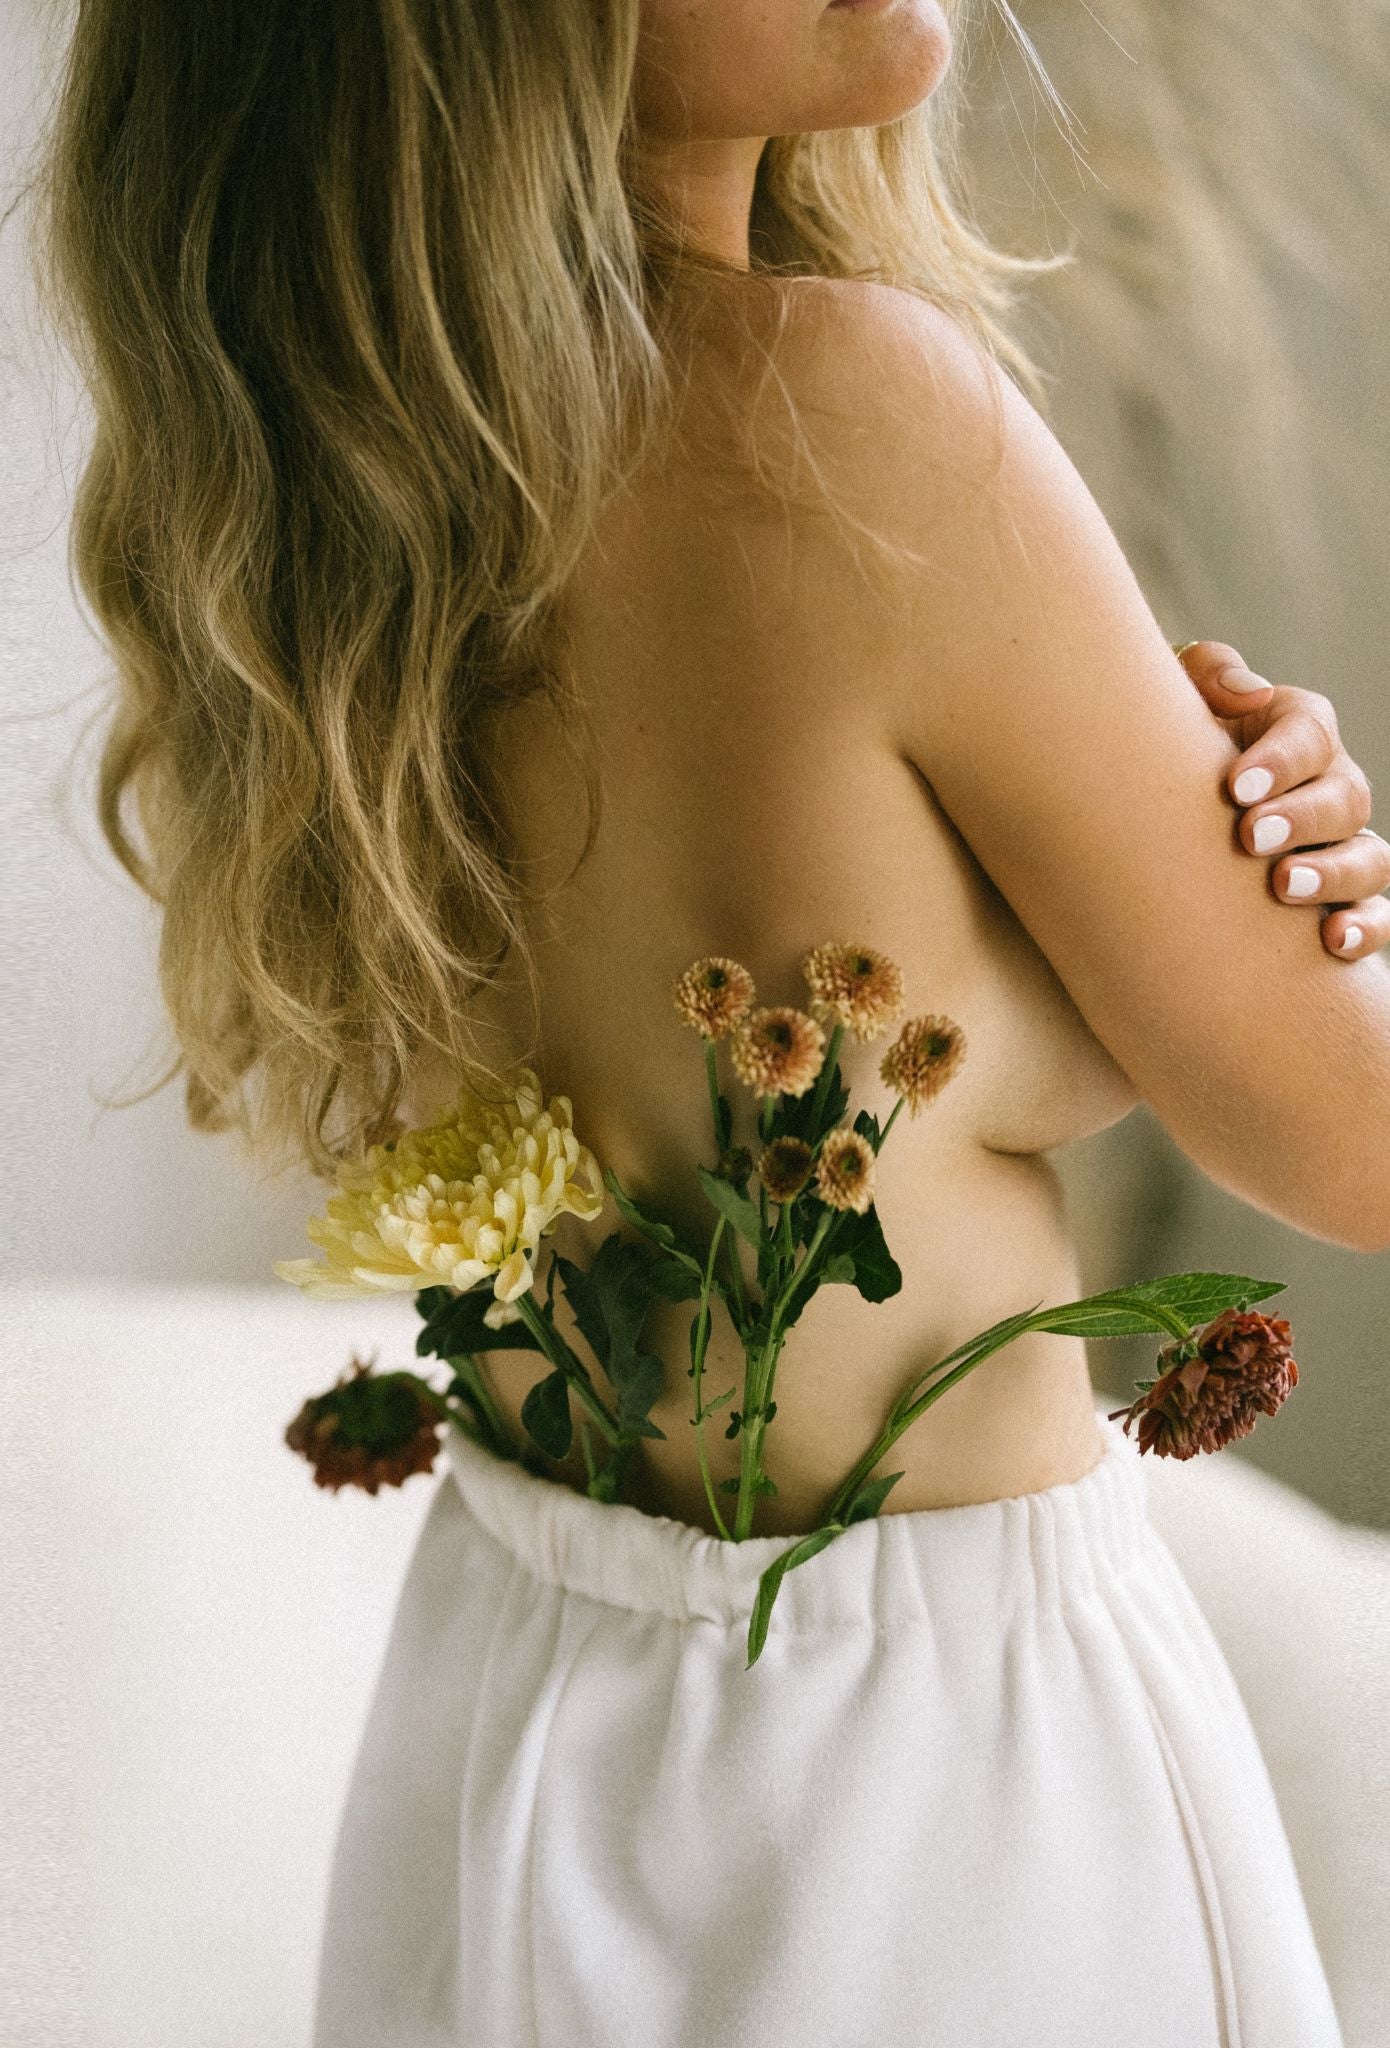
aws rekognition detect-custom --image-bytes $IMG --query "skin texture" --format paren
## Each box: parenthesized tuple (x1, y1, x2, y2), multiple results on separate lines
(403, 7, 1389, 1535)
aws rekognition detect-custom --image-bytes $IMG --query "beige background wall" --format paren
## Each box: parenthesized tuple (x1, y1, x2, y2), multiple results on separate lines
(2, 3, 1386, 1521)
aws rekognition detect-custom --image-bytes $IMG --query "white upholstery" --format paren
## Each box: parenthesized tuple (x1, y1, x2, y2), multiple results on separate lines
(4, 1282, 1386, 2045)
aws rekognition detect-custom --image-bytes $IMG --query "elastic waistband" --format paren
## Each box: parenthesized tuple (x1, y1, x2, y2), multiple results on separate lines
(442, 1409, 1152, 1636)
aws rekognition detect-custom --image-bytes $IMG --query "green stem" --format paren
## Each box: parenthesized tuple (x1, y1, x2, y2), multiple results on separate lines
(704, 1040, 724, 1141)
(514, 1290, 623, 1448)
(730, 1206, 838, 1540)
(690, 1214, 733, 1540)
(446, 1352, 517, 1461)
(807, 1020, 845, 1133)
(875, 1097, 905, 1151)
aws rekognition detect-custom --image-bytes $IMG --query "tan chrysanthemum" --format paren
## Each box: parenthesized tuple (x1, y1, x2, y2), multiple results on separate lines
(728, 1005, 826, 1098)
(672, 956, 756, 1039)
(880, 1014, 966, 1114)
(759, 1135, 815, 1202)
(813, 1127, 876, 1214)
(272, 1066, 604, 1328)
(801, 941, 906, 1043)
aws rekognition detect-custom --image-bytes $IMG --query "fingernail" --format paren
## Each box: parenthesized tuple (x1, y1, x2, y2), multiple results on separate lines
(1285, 865, 1320, 898)
(1251, 814, 1291, 852)
(1337, 925, 1364, 953)
(1220, 666, 1271, 693)
(1233, 766, 1275, 803)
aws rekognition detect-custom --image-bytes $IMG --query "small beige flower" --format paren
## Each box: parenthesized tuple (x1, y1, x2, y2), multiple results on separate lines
(880, 1014, 966, 1114)
(672, 956, 756, 1039)
(759, 1135, 815, 1202)
(728, 1005, 826, 1098)
(802, 941, 906, 1043)
(272, 1066, 604, 1327)
(814, 1127, 876, 1214)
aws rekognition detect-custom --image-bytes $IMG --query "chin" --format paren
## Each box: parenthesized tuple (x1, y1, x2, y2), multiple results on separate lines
(818, 2, 954, 127)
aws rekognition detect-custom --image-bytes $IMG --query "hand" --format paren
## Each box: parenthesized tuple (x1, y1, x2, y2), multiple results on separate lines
(1174, 639, 1390, 962)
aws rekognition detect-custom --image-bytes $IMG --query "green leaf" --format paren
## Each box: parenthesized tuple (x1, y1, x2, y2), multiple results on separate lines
(553, 1241, 670, 1441)
(699, 1386, 736, 1417)
(819, 1252, 858, 1286)
(696, 1164, 765, 1248)
(415, 1285, 545, 1361)
(774, 1068, 850, 1146)
(1030, 1272, 1285, 1341)
(521, 1370, 573, 1459)
(746, 1525, 847, 1667)
(844, 1471, 905, 1524)
(645, 1253, 707, 1304)
(718, 1475, 742, 1494)
(827, 1204, 902, 1304)
(852, 1108, 883, 1151)
(603, 1168, 706, 1273)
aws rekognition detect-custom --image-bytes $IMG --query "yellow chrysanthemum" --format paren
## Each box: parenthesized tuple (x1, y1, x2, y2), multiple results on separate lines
(273, 1067, 605, 1327)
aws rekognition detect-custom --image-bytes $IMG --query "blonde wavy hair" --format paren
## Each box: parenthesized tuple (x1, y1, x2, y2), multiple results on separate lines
(16, 0, 1064, 1181)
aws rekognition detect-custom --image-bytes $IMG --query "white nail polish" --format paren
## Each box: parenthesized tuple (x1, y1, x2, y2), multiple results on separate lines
(1233, 766, 1275, 803)
(1285, 865, 1320, 897)
(1251, 814, 1291, 852)
(1337, 925, 1364, 953)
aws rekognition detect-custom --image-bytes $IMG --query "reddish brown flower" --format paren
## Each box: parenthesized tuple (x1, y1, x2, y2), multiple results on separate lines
(1109, 1309, 1299, 1459)
(285, 1351, 450, 1494)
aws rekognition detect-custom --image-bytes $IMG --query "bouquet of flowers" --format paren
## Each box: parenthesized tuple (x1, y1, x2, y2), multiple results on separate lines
(275, 940, 1300, 1668)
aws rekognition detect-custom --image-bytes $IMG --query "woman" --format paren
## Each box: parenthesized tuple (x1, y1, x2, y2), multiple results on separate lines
(22, 0, 1390, 2040)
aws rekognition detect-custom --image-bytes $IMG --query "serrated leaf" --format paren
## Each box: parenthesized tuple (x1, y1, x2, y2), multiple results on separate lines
(520, 1370, 573, 1459)
(553, 1240, 669, 1440)
(603, 1168, 706, 1272)
(415, 1285, 544, 1360)
(696, 1165, 764, 1247)
(646, 1253, 707, 1304)
(844, 1471, 905, 1524)
(1030, 1272, 1285, 1341)
(746, 1524, 847, 1667)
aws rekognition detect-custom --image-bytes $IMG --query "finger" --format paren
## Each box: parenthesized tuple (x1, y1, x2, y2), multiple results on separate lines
(1321, 894, 1390, 961)
(1228, 701, 1339, 805)
(1270, 829, 1390, 907)
(1236, 769, 1374, 857)
(1173, 639, 1274, 710)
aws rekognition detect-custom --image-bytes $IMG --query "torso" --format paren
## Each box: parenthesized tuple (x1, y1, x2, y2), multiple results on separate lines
(403, 277, 1141, 1537)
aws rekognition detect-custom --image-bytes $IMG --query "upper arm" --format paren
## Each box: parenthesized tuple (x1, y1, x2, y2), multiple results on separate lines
(834, 283, 1390, 1252)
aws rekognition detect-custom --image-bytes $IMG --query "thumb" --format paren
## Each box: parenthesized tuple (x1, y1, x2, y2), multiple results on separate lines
(1173, 639, 1275, 713)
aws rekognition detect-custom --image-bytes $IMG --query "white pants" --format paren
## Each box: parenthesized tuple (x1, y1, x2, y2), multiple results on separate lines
(312, 1410, 1341, 2047)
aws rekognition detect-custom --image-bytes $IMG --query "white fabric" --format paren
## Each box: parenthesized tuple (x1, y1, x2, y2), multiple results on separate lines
(313, 1411, 1341, 2047)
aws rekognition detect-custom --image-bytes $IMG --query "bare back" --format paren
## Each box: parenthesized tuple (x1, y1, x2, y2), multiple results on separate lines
(404, 279, 1140, 1536)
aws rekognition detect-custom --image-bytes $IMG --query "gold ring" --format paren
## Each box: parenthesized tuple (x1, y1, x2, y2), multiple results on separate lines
(1171, 641, 1202, 659)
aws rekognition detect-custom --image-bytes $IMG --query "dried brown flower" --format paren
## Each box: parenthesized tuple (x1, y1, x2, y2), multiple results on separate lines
(880, 1014, 966, 1114)
(672, 956, 756, 1039)
(1109, 1309, 1300, 1459)
(802, 941, 906, 1043)
(759, 1135, 815, 1202)
(813, 1127, 877, 1214)
(729, 1005, 826, 1098)
(285, 1352, 449, 1494)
